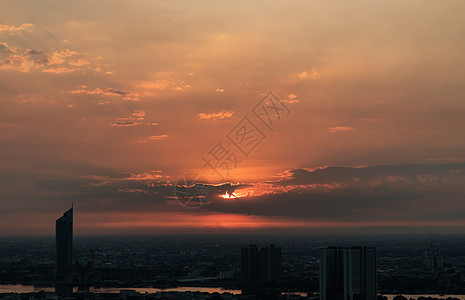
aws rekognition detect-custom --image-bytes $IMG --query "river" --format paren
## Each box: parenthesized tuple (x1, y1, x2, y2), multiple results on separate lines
(1, 284, 465, 299)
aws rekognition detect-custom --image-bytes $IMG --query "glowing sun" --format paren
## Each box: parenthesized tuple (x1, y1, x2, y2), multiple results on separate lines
(220, 191, 237, 199)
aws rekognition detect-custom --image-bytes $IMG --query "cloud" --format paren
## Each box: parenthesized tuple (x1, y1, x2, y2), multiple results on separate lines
(42, 67, 76, 74)
(0, 54, 34, 72)
(35, 49, 77, 66)
(31, 173, 175, 214)
(127, 170, 164, 180)
(282, 93, 299, 104)
(131, 110, 145, 119)
(0, 43, 13, 54)
(198, 110, 234, 121)
(357, 117, 383, 122)
(329, 126, 353, 133)
(136, 135, 169, 143)
(136, 72, 191, 92)
(137, 80, 190, 92)
(298, 70, 319, 79)
(111, 120, 141, 127)
(149, 134, 168, 140)
(276, 163, 465, 187)
(0, 44, 34, 71)
(204, 163, 465, 223)
(0, 23, 34, 34)
(34, 162, 458, 227)
(0, 44, 110, 74)
(111, 110, 153, 127)
(68, 58, 90, 66)
(70, 86, 140, 100)
(110, 107, 158, 129)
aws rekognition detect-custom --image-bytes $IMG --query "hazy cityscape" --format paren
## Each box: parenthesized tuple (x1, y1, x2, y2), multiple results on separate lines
(2, 232, 465, 299)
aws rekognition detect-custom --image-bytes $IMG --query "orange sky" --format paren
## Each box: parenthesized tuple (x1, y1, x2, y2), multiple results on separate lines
(1, 0, 465, 235)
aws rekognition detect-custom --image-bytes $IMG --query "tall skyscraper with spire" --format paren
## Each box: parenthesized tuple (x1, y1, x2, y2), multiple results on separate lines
(56, 206, 73, 291)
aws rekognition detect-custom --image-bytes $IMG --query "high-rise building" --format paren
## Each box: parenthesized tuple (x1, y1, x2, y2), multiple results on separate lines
(319, 246, 376, 300)
(241, 244, 281, 283)
(56, 206, 73, 286)
(423, 247, 443, 269)
(241, 244, 261, 282)
(260, 244, 282, 282)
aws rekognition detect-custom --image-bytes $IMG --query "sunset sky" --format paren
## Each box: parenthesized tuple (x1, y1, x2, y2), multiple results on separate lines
(1, 0, 465, 235)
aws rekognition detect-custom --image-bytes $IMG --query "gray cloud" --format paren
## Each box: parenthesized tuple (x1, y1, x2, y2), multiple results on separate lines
(205, 163, 465, 222)
(277, 163, 465, 186)
(0, 43, 13, 54)
(111, 120, 141, 127)
(34, 175, 172, 213)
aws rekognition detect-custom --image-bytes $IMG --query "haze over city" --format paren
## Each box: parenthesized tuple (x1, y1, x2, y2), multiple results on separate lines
(1, 0, 465, 235)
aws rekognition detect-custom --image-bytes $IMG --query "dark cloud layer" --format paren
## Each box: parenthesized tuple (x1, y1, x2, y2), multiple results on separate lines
(1, 161, 465, 234)
(278, 163, 465, 186)
(206, 163, 465, 222)
(11, 162, 465, 224)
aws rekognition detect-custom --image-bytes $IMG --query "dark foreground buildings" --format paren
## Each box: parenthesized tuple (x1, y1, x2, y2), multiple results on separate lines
(319, 246, 376, 300)
(241, 244, 282, 284)
(55, 206, 73, 294)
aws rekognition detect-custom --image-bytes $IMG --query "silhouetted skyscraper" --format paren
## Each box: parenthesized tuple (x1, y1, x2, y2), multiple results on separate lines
(242, 244, 261, 283)
(56, 206, 73, 289)
(319, 246, 376, 300)
(241, 244, 281, 283)
(260, 244, 281, 282)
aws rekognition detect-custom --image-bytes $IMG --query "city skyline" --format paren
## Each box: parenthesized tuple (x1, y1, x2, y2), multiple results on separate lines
(1, 0, 465, 235)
